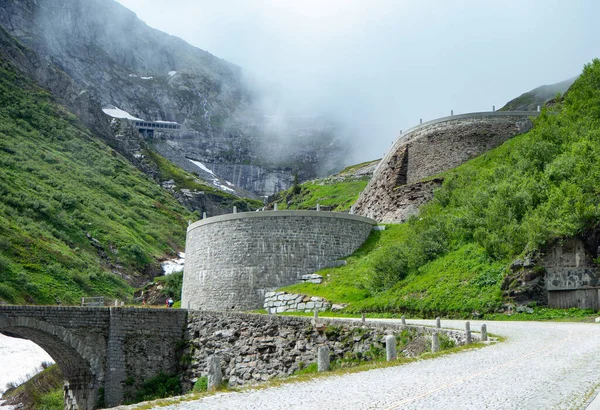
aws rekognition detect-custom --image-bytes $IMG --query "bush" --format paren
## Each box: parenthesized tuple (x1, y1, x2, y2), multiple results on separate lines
(192, 376, 208, 392)
(131, 372, 181, 403)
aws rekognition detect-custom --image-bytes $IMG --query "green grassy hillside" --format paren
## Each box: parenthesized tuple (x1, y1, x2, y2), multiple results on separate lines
(0, 58, 195, 305)
(282, 60, 600, 316)
(269, 160, 378, 211)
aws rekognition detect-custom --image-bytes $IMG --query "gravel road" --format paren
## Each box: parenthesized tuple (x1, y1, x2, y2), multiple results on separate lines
(145, 319, 600, 410)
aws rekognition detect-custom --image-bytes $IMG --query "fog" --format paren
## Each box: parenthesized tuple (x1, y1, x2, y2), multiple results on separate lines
(115, 0, 600, 163)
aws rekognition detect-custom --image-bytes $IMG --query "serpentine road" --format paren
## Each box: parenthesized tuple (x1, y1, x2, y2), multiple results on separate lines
(145, 319, 600, 410)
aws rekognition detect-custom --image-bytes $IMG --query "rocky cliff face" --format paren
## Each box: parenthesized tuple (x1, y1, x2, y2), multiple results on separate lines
(0, 0, 348, 196)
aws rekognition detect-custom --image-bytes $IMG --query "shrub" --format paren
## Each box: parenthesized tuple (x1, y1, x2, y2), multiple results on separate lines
(131, 372, 181, 403)
(192, 376, 208, 392)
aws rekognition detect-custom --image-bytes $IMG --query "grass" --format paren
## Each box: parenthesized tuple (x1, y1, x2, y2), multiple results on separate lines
(269, 160, 377, 212)
(0, 52, 195, 304)
(273, 178, 370, 212)
(280, 59, 600, 317)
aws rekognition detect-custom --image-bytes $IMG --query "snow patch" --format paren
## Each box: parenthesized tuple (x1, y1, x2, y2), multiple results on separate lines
(140, 76, 153, 80)
(161, 254, 185, 275)
(188, 160, 239, 194)
(155, 120, 179, 124)
(216, 184, 236, 193)
(168, 71, 177, 77)
(102, 107, 142, 121)
(0, 335, 53, 395)
(189, 159, 215, 176)
(128, 73, 138, 78)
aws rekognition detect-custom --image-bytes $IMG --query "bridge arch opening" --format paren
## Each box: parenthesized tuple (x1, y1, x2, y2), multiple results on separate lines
(0, 317, 101, 409)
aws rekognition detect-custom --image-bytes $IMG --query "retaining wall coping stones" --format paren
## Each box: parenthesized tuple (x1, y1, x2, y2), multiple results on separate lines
(186, 310, 468, 337)
(187, 210, 377, 232)
(399, 111, 540, 140)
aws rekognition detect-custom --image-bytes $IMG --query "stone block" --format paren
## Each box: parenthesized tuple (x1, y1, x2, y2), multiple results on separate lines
(318, 346, 330, 372)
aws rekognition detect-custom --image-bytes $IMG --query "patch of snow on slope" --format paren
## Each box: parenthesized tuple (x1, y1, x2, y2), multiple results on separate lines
(140, 76, 153, 80)
(217, 184, 236, 193)
(128, 73, 138, 78)
(161, 254, 185, 275)
(168, 71, 177, 76)
(189, 159, 215, 175)
(102, 107, 142, 121)
(188, 160, 238, 194)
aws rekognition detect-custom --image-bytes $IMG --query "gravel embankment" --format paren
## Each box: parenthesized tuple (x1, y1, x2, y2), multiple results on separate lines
(136, 319, 600, 410)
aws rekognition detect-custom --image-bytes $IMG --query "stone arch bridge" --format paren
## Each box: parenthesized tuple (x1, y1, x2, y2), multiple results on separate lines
(0, 306, 187, 409)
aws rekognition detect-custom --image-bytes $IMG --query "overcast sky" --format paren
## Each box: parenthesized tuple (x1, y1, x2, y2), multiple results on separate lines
(115, 0, 600, 163)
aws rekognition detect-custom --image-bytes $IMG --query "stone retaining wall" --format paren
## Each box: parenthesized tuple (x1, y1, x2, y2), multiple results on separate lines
(182, 211, 376, 311)
(354, 112, 537, 222)
(182, 311, 476, 390)
(263, 291, 331, 314)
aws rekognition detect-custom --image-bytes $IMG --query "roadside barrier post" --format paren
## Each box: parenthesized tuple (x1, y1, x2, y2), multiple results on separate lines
(207, 355, 222, 391)
(465, 321, 472, 344)
(386, 335, 397, 361)
(432, 332, 440, 353)
(318, 346, 330, 372)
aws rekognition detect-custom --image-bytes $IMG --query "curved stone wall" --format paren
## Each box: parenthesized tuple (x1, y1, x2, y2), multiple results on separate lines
(182, 211, 376, 311)
(354, 111, 539, 222)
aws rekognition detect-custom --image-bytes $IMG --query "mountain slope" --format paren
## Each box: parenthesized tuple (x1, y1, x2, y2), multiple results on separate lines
(500, 77, 576, 111)
(282, 59, 600, 316)
(0, 0, 348, 196)
(0, 30, 195, 305)
(268, 159, 378, 212)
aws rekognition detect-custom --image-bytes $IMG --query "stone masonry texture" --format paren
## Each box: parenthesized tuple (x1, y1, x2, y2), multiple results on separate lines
(181, 311, 474, 390)
(181, 211, 376, 311)
(354, 112, 536, 222)
(0, 306, 187, 410)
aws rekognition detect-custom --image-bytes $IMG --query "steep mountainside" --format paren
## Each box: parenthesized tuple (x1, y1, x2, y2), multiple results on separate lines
(500, 77, 576, 111)
(0, 27, 196, 305)
(0, 0, 348, 196)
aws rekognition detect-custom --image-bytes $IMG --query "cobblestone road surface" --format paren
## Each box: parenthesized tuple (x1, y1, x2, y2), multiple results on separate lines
(145, 319, 600, 410)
